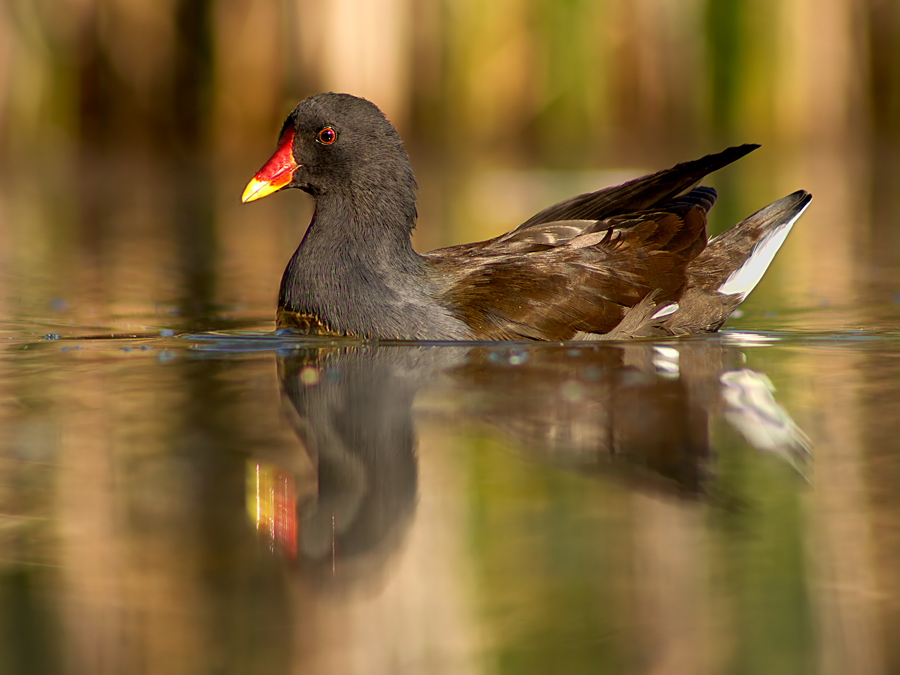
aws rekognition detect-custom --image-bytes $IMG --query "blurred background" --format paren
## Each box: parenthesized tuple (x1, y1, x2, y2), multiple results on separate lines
(1, 0, 899, 329)
(2, 0, 898, 160)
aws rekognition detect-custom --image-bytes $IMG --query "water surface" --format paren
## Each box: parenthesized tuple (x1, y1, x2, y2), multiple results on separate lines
(2, 155, 900, 675)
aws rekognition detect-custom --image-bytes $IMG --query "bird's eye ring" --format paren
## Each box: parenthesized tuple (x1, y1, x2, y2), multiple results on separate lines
(317, 127, 337, 145)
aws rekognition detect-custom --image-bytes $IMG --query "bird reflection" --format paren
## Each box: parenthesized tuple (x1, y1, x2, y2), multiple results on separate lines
(248, 341, 810, 583)
(458, 343, 810, 498)
(255, 345, 469, 587)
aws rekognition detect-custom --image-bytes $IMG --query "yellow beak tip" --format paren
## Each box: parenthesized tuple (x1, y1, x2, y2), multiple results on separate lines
(241, 179, 265, 204)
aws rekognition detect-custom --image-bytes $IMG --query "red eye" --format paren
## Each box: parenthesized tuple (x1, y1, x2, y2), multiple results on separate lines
(317, 127, 337, 145)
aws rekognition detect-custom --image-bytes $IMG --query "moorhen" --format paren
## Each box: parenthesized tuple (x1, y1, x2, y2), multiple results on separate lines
(242, 93, 811, 340)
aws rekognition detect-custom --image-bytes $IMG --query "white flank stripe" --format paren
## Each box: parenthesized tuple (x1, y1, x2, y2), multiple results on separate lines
(651, 302, 679, 320)
(717, 201, 810, 299)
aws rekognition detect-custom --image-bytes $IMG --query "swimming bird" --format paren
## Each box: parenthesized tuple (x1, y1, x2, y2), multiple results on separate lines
(242, 93, 811, 341)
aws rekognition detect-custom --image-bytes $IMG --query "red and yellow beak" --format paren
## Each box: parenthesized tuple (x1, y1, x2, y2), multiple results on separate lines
(241, 128, 298, 203)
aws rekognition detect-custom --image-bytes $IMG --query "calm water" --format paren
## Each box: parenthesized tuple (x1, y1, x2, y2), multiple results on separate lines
(2, 150, 900, 675)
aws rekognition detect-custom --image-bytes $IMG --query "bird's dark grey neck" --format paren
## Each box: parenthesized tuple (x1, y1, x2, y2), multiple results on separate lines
(277, 191, 469, 339)
(298, 188, 419, 264)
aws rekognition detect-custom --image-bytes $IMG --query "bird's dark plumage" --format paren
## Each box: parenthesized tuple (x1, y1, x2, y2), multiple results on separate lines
(242, 93, 811, 341)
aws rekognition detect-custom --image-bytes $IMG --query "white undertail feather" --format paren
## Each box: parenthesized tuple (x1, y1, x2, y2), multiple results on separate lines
(717, 201, 811, 299)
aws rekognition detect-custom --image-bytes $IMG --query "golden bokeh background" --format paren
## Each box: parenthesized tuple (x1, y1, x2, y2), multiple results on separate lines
(2, 0, 897, 160)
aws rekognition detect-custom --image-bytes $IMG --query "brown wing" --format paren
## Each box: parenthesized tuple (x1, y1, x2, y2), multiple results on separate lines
(510, 144, 757, 230)
(426, 188, 716, 340)
(422, 145, 756, 262)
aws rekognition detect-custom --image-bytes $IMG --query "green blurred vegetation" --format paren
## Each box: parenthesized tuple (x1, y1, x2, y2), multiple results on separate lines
(1, 0, 898, 167)
(464, 410, 817, 675)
